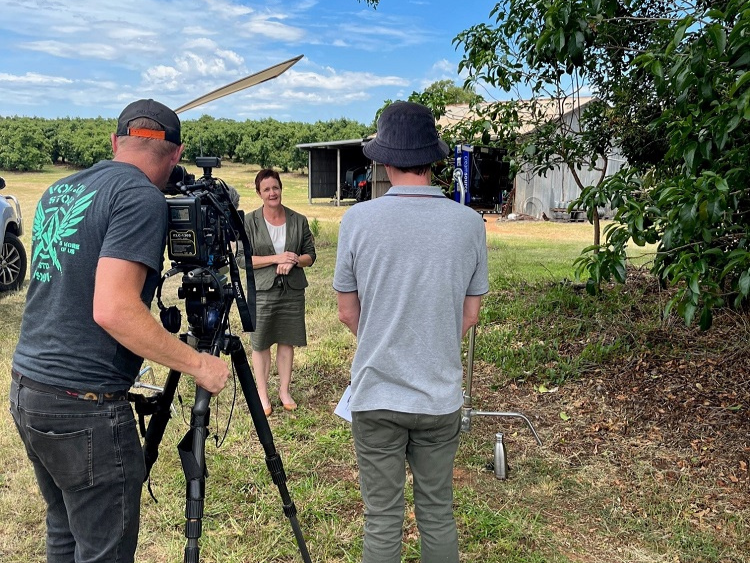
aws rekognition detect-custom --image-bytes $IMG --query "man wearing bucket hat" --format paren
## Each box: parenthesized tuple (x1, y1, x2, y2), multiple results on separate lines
(334, 101, 489, 562)
(10, 99, 230, 563)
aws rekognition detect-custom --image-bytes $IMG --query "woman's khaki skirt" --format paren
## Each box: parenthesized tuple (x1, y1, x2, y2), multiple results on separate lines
(250, 284, 307, 351)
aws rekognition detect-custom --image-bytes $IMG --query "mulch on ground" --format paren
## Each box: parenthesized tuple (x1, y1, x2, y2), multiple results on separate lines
(468, 269, 750, 511)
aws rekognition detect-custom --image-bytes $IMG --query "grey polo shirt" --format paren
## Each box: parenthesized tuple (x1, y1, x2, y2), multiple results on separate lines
(333, 185, 489, 415)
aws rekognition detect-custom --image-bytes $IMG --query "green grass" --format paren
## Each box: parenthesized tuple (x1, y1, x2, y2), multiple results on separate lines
(1, 162, 747, 563)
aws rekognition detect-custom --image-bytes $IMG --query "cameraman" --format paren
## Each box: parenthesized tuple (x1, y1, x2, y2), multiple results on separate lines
(9, 99, 230, 563)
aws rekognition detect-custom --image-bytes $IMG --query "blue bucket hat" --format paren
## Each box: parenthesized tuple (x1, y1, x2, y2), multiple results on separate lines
(363, 101, 449, 167)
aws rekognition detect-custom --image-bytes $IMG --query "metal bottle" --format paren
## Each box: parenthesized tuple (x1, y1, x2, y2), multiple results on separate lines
(493, 432, 508, 480)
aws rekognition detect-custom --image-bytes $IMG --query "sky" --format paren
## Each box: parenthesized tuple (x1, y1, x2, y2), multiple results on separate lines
(0, 0, 497, 125)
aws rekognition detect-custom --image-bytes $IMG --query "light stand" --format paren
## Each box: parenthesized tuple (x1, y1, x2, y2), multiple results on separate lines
(461, 324, 543, 479)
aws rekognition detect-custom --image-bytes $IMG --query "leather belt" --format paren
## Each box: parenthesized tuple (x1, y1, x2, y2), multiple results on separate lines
(11, 369, 128, 402)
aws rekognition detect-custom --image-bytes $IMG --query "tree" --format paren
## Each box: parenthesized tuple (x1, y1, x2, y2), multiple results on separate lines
(452, 1, 689, 255)
(585, 0, 750, 329)
(0, 118, 51, 171)
(406, 80, 483, 121)
(64, 118, 113, 168)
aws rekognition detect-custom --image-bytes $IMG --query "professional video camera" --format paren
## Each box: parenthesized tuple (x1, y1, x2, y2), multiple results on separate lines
(165, 157, 237, 269)
(158, 156, 254, 341)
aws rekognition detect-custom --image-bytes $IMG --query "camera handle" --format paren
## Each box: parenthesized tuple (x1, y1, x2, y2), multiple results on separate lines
(141, 332, 312, 563)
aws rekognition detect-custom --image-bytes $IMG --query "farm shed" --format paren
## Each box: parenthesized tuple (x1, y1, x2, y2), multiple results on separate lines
(439, 99, 627, 219)
(296, 138, 392, 205)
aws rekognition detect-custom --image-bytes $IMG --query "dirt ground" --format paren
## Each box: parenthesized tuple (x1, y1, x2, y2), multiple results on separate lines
(466, 254, 750, 506)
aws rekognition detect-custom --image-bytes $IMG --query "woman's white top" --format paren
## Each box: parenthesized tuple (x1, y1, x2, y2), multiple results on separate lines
(265, 219, 287, 255)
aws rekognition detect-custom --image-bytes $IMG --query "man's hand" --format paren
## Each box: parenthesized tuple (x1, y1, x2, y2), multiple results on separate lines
(191, 353, 231, 395)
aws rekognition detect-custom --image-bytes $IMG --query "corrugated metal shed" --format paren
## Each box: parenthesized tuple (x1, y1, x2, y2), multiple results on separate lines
(438, 98, 626, 219)
(296, 137, 392, 205)
(514, 103, 626, 219)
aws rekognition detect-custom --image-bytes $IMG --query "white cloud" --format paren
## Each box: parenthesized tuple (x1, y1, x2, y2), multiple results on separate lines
(185, 38, 221, 51)
(0, 72, 74, 86)
(205, 0, 254, 18)
(431, 59, 455, 74)
(80, 78, 119, 90)
(182, 26, 219, 35)
(278, 89, 370, 104)
(142, 65, 182, 90)
(22, 40, 120, 60)
(108, 27, 159, 41)
(216, 49, 245, 66)
(280, 69, 408, 91)
(240, 18, 306, 42)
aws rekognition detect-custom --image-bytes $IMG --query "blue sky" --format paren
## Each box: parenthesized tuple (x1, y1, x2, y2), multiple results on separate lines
(0, 0, 496, 124)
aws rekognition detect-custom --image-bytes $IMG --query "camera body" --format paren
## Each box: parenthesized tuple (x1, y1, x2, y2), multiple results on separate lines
(165, 157, 231, 269)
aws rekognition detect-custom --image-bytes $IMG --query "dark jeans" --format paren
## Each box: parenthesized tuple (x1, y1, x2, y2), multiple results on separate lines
(352, 408, 462, 563)
(9, 376, 145, 563)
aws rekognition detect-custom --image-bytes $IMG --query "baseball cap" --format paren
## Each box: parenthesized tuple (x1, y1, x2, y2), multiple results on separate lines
(116, 99, 181, 145)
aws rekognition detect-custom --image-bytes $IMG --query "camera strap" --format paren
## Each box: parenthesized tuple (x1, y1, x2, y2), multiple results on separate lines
(198, 186, 256, 333)
(226, 201, 256, 333)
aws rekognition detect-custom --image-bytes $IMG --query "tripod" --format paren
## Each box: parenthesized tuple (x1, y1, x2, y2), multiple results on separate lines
(141, 271, 312, 563)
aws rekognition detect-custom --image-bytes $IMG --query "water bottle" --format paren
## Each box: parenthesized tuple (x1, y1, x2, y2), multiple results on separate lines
(494, 432, 508, 480)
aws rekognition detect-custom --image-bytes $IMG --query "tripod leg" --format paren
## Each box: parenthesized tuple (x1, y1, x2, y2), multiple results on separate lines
(142, 366, 183, 479)
(230, 341, 312, 563)
(178, 386, 212, 563)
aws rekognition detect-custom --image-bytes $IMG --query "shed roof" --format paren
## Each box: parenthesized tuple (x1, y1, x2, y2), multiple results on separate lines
(438, 97, 595, 135)
(296, 137, 372, 150)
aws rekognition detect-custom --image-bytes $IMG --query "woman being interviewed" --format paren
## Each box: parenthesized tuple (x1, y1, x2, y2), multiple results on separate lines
(240, 169, 316, 415)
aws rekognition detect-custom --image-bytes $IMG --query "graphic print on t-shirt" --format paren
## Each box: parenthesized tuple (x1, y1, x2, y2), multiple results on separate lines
(31, 182, 97, 283)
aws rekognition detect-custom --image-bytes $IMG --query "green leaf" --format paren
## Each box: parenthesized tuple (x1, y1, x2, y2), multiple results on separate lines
(683, 301, 697, 326)
(559, 411, 570, 421)
(689, 273, 700, 295)
(652, 60, 663, 79)
(585, 277, 598, 296)
(684, 141, 697, 170)
(739, 270, 750, 297)
(730, 50, 750, 69)
(674, 18, 692, 46)
(613, 260, 627, 283)
(706, 24, 726, 54)
(729, 71, 750, 97)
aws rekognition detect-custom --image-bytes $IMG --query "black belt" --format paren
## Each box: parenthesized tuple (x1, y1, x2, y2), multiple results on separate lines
(11, 370, 128, 402)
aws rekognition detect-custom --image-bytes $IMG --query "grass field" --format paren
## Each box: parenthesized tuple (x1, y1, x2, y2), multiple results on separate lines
(1, 162, 747, 563)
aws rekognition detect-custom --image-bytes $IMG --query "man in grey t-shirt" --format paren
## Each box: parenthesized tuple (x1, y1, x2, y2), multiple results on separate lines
(10, 100, 231, 563)
(334, 101, 489, 563)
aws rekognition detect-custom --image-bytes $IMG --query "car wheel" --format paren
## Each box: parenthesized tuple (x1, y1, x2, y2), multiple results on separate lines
(0, 233, 27, 291)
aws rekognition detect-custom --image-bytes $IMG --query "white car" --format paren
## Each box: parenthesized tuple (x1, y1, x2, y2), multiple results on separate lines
(0, 177, 27, 291)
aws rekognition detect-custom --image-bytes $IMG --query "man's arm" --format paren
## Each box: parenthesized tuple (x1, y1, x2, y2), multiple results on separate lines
(337, 291, 361, 336)
(462, 295, 482, 338)
(92, 257, 229, 394)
